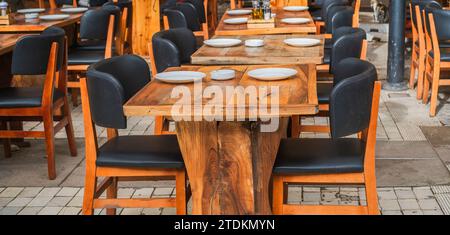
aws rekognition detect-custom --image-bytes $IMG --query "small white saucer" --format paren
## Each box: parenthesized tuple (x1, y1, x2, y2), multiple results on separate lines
(211, 69, 235, 80)
(245, 39, 264, 47)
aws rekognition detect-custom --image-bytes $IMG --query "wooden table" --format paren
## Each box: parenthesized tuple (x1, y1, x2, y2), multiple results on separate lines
(192, 34, 324, 65)
(124, 65, 318, 214)
(0, 34, 25, 56)
(215, 7, 316, 36)
(0, 8, 84, 33)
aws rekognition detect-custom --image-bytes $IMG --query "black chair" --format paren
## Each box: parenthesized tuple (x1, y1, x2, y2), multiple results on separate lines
(163, 2, 209, 39)
(80, 55, 189, 215)
(149, 28, 197, 135)
(315, 0, 348, 33)
(294, 27, 367, 136)
(67, 6, 120, 106)
(422, 7, 450, 117)
(324, 5, 354, 38)
(273, 58, 381, 215)
(0, 27, 77, 180)
(47, 0, 76, 8)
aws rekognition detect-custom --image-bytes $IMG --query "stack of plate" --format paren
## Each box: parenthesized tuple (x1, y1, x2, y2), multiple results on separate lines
(60, 7, 88, 13)
(17, 8, 45, 14)
(39, 14, 70, 21)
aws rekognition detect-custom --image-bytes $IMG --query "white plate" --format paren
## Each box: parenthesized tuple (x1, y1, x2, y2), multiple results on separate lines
(24, 13, 39, 19)
(60, 7, 88, 13)
(211, 69, 235, 80)
(281, 18, 311, 24)
(227, 9, 252, 15)
(284, 38, 321, 47)
(283, 6, 309, 11)
(224, 17, 248, 24)
(248, 68, 297, 81)
(17, 8, 45, 14)
(245, 39, 264, 47)
(39, 14, 71, 21)
(155, 71, 206, 84)
(204, 38, 242, 48)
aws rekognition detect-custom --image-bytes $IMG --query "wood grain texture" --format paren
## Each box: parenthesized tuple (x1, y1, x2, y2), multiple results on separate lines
(192, 34, 324, 65)
(0, 9, 83, 33)
(216, 7, 316, 36)
(132, 0, 160, 55)
(175, 118, 288, 214)
(0, 34, 26, 55)
(124, 65, 318, 117)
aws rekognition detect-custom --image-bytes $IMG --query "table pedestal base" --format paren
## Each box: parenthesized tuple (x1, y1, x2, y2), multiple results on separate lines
(176, 118, 288, 215)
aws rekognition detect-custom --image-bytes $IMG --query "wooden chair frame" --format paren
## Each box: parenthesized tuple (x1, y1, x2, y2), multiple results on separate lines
(409, 5, 427, 100)
(67, 15, 116, 106)
(422, 12, 450, 117)
(273, 81, 381, 215)
(0, 40, 77, 180)
(79, 77, 190, 215)
(294, 39, 368, 137)
(163, 0, 210, 40)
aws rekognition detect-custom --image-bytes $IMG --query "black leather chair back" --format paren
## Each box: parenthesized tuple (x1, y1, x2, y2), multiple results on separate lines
(329, 58, 377, 139)
(321, 0, 348, 21)
(330, 27, 366, 74)
(186, 0, 206, 23)
(152, 28, 197, 73)
(430, 8, 450, 41)
(325, 5, 354, 34)
(55, 0, 74, 5)
(86, 55, 151, 129)
(424, 2, 442, 35)
(164, 2, 201, 31)
(79, 6, 120, 40)
(89, 0, 109, 7)
(11, 27, 65, 75)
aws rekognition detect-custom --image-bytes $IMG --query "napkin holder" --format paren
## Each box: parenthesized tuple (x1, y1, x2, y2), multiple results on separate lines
(247, 17, 275, 29)
(0, 14, 14, 25)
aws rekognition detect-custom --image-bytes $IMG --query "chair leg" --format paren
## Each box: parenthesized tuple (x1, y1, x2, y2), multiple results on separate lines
(43, 111, 56, 180)
(62, 96, 77, 156)
(364, 172, 380, 215)
(422, 65, 431, 104)
(291, 115, 300, 138)
(429, 67, 440, 117)
(272, 175, 284, 215)
(175, 169, 187, 215)
(416, 55, 425, 100)
(82, 170, 97, 215)
(409, 50, 417, 89)
(154, 116, 164, 135)
(71, 88, 80, 107)
(0, 122, 11, 158)
(106, 177, 118, 215)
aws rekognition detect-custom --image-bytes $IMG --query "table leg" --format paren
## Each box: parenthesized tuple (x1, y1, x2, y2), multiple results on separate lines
(176, 118, 288, 215)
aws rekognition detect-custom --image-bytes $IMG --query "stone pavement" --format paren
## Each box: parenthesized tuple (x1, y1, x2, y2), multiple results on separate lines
(1, 30, 450, 215)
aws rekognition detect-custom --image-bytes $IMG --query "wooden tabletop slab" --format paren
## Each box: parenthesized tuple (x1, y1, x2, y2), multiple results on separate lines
(215, 7, 316, 36)
(0, 34, 26, 55)
(0, 8, 84, 33)
(191, 34, 324, 65)
(124, 65, 318, 118)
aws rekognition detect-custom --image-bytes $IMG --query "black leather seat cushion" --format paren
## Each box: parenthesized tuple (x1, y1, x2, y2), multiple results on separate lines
(317, 82, 332, 104)
(68, 48, 106, 65)
(0, 87, 64, 108)
(428, 50, 450, 61)
(273, 138, 366, 174)
(96, 135, 184, 168)
(323, 48, 330, 64)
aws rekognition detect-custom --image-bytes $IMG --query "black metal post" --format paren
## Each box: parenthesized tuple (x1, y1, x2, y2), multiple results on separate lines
(385, 0, 408, 91)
